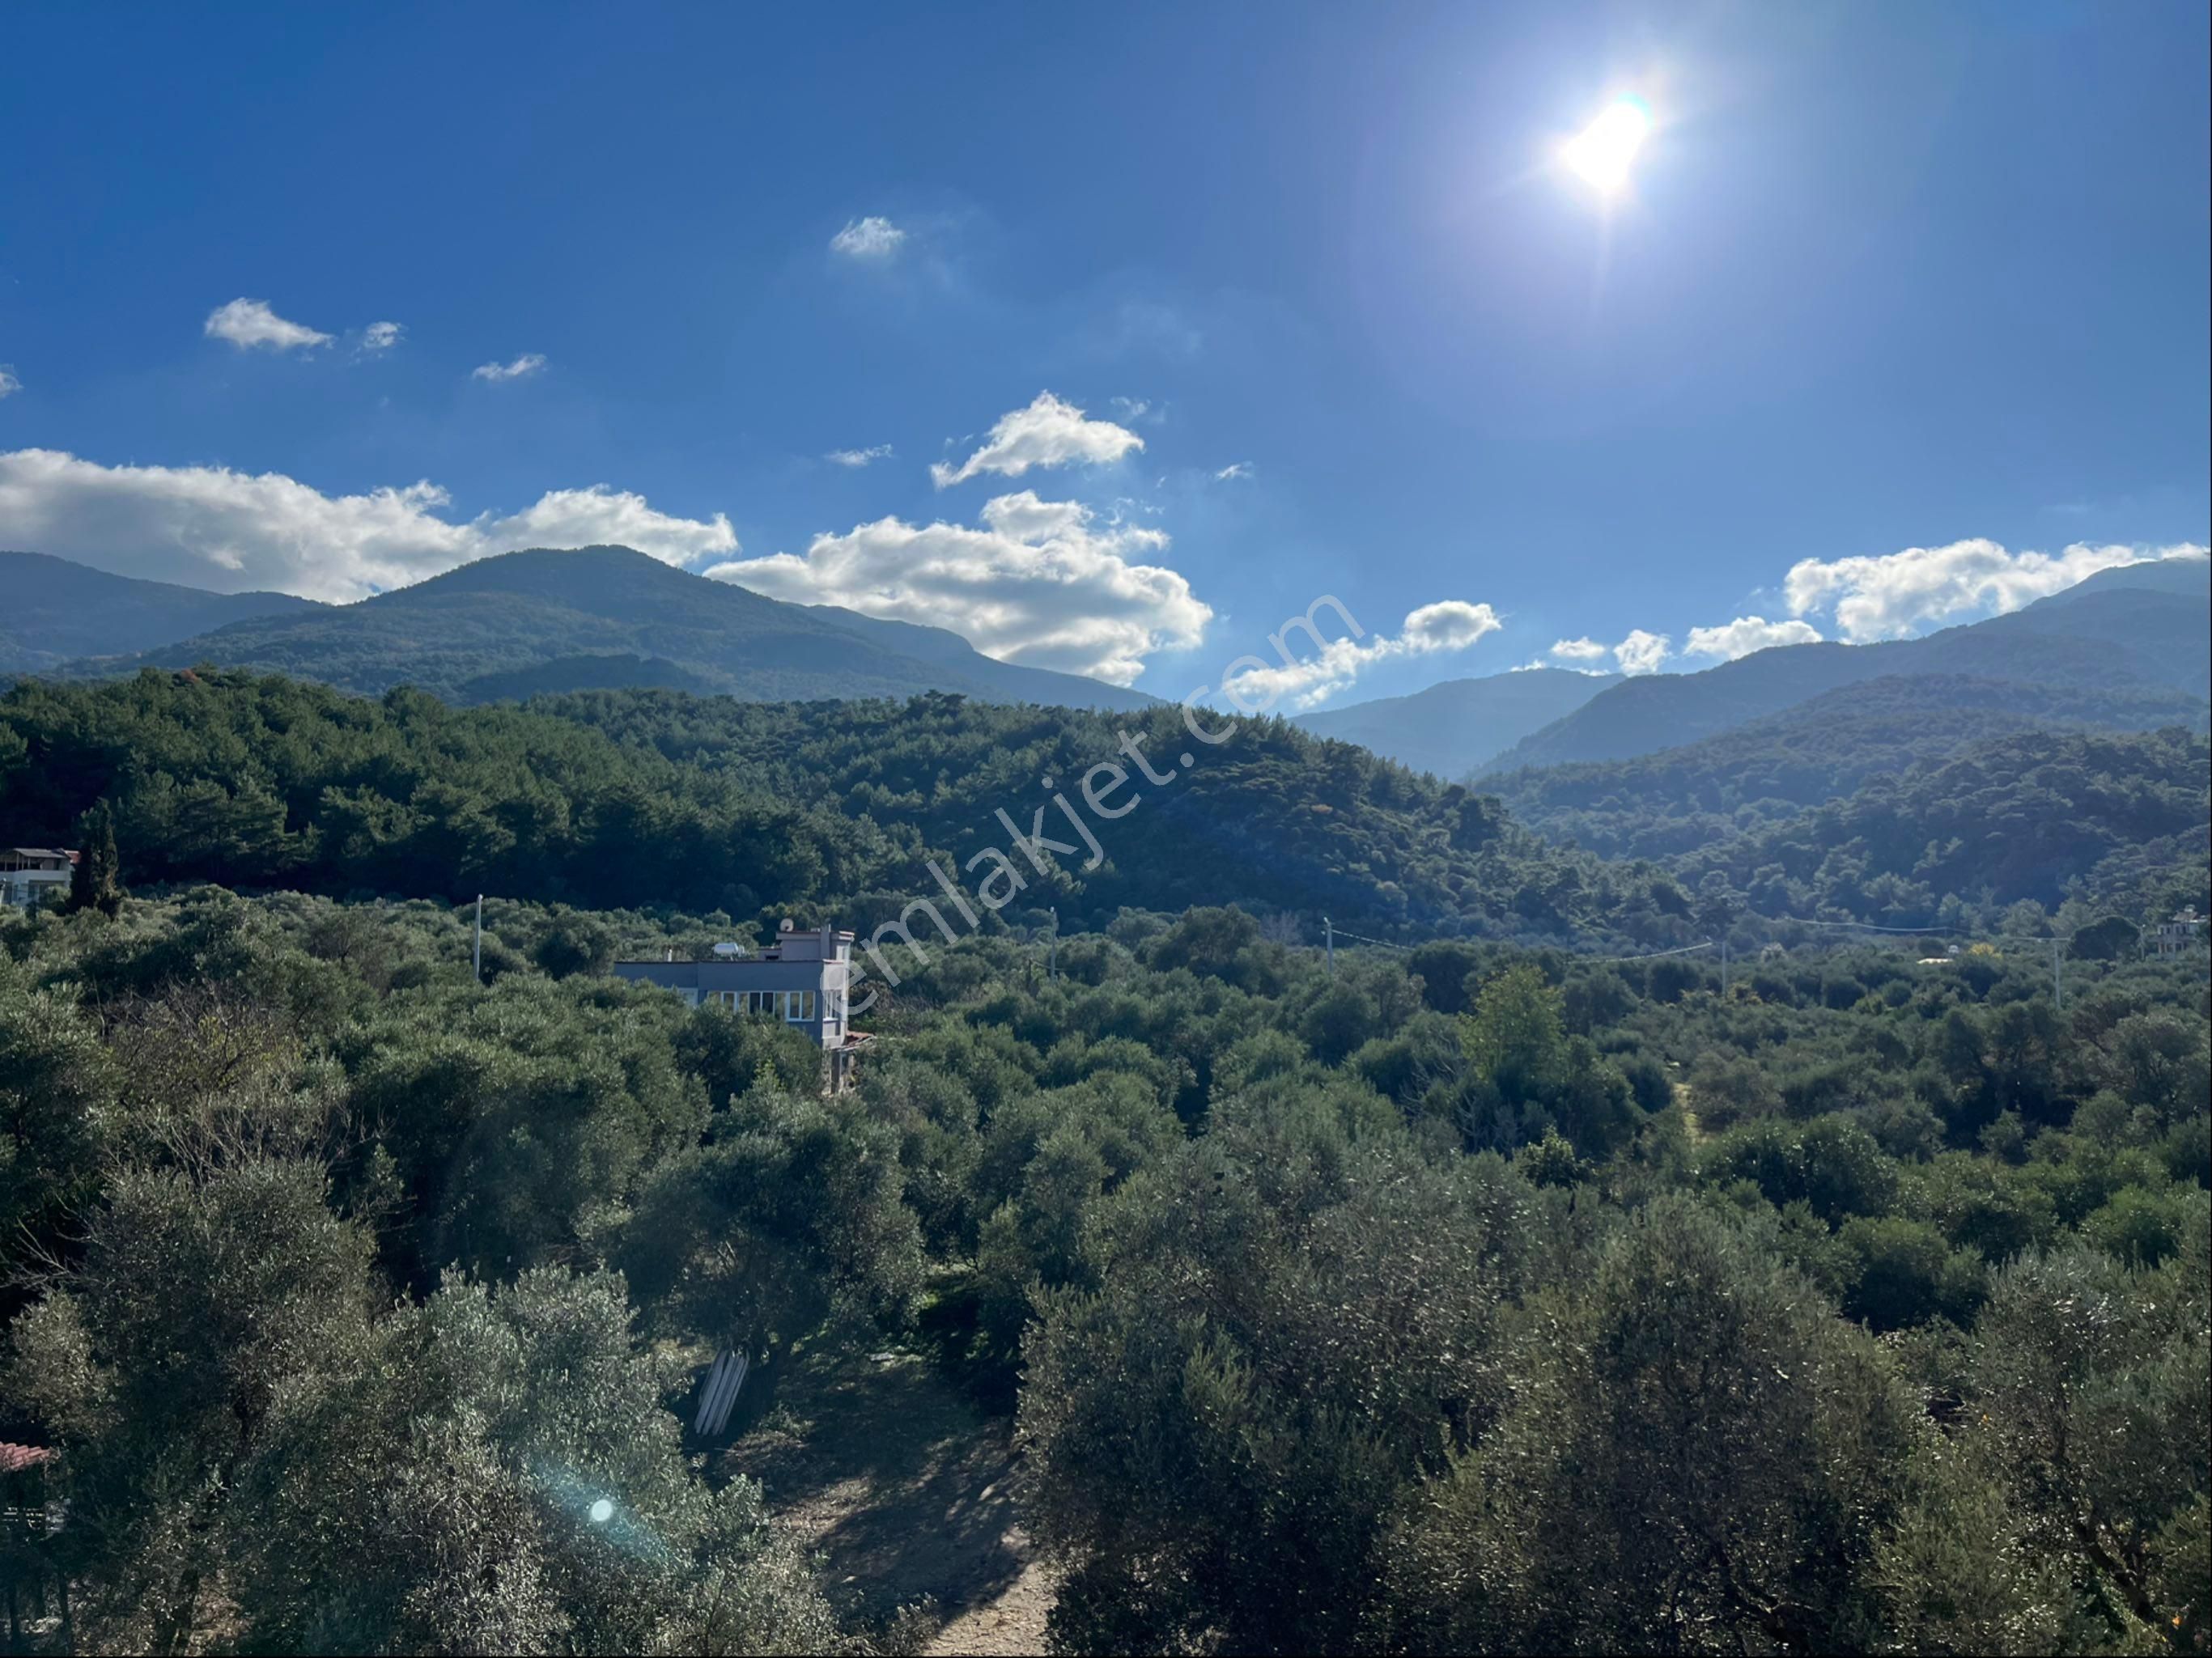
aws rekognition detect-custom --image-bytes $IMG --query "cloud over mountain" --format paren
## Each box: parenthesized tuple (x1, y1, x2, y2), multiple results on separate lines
(1221, 597, 1502, 710)
(1683, 615, 1824, 660)
(1784, 538, 2209, 642)
(703, 489, 1208, 686)
(0, 448, 736, 602)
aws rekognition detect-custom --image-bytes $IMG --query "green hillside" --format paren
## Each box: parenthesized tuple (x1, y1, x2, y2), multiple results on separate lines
(1493, 672, 2210, 860)
(0, 669, 1630, 939)
(1672, 724, 2211, 925)
(6, 669, 2203, 949)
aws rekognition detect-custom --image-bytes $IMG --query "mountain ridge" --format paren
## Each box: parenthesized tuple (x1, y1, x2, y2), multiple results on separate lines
(0, 549, 326, 673)
(1293, 666, 1620, 778)
(1487, 669, 2211, 860)
(1475, 558, 2210, 774)
(36, 545, 1158, 712)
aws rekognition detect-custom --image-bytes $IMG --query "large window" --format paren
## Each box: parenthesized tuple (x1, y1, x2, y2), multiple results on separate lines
(703, 986, 819, 1021)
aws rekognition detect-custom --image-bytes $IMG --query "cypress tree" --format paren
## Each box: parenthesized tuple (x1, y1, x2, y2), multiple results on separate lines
(66, 799, 125, 918)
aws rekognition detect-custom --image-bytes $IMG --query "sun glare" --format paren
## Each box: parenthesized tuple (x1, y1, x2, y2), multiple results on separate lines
(1561, 96, 1652, 195)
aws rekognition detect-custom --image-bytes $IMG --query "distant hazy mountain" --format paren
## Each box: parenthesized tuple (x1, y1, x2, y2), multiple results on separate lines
(1489, 671, 2210, 860)
(1478, 558, 2210, 774)
(2032, 554, 2212, 608)
(0, 550, 325, 673)
(52, 545, 1157, 712)
(1293, 667, 1619, 778)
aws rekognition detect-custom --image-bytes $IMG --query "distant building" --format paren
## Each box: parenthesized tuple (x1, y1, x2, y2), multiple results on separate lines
(0, 847, 75, 910)
(613, 920, 871, 1089)
(2150, 906, 2206, 958)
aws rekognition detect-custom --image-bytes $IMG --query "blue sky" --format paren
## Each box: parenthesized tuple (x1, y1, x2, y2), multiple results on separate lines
(2, 0, 2206, 704)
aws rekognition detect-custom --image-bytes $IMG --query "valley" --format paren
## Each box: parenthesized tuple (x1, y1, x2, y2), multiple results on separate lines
(0, 546, 2205, 1654)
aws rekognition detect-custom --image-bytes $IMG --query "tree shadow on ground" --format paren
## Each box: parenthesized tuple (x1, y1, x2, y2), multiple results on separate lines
(719, 1314, 1030, 1628)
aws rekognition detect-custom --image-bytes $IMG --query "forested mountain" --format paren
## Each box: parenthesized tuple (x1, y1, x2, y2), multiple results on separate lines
(1493, 672, 2210, 859)
(0, 549, 324, 673)
(51, 545, 1157, 712)
(0, 669, 1630, 939)
(1481, 559, 2211, 774)
(1672, 725, 2211, 923)
(4, 669, 2205, 950)
(1293, 665, 1619, 777)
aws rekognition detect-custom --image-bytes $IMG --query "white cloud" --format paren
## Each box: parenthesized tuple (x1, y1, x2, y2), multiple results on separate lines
(1783, 538, 2210, 642)
(476, 486, 735, 565)
(1402, 600, 1501, 651)
(471, 353, 546, 382)
(1110, 396, 1154, 422)
(1552, 631, 1667, 674)
(703, 490, 1208, 687)
(204, 298, 333, 352)
(825, 444, 893, 469)
(931, 392, 1144, 489)
(1682, 615, 1824, 661)
(0, 367, 19, 399)
(830, 216, 906, 259)
(0, 447, 736, 603)
(1213, 462, 1254, 481)
(361, 320, 404, 353)
(1613, 630, 1671, 676)
(1221, 598, 1502, 710)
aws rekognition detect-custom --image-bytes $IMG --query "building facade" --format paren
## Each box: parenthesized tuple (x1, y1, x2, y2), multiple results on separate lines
(0, 848, 75, 910)
(2150, 906, 2206, 958)
(612, 921, 870, 1088)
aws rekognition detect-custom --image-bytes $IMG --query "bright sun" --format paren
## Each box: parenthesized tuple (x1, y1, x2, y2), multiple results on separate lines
(1561, 96, 1652, 195)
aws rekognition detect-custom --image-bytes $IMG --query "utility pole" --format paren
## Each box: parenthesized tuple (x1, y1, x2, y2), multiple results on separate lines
(473, 893, 483, 982)
(1324, 916, 1335, 975)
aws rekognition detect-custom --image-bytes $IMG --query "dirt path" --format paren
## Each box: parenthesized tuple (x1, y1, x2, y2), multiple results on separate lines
(923, 1558, 1059, 1656)
(720, 1317, 1054, 1652)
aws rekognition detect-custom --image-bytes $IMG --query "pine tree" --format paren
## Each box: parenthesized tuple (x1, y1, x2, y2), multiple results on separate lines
(66, 799, 124, 918)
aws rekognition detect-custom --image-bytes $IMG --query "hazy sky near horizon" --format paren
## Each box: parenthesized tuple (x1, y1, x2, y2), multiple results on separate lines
(2, 2, 2206, 702)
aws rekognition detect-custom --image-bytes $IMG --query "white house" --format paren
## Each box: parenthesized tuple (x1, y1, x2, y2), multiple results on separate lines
(612, 920, 871, 1088)
(0, 847, 75, 910)
(2150, 907, 2206, 958)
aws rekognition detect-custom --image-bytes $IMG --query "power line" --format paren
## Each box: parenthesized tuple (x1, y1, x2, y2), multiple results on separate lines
(1326, 924, 1411, 951)
(1772, 915, 1959, 935)
(1590, 939, 1718, 965)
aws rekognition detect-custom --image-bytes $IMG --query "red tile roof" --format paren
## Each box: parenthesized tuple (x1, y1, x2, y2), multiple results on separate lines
(0, 1444, 54, 1474)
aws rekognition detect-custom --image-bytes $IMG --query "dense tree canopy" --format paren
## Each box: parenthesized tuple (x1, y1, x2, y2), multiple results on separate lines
(1, 659, 2206, 1654)
(1, 871, 2202, 1652)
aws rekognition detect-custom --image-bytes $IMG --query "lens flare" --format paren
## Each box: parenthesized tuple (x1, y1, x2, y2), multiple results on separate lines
(588, 1498, 615, 1524)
